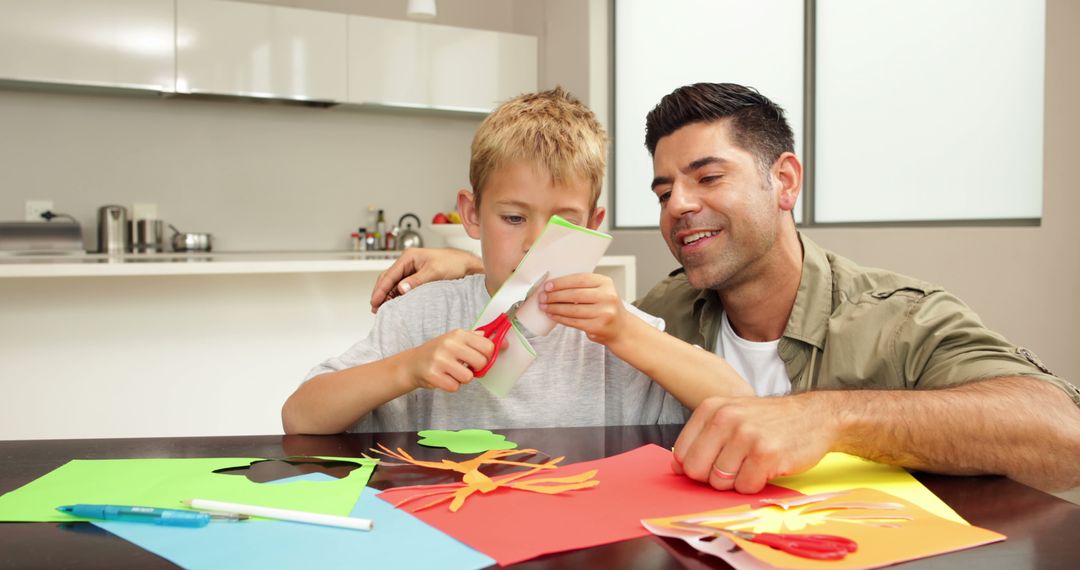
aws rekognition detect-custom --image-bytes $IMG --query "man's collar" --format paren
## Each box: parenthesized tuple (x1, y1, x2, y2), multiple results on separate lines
(686, 232, 832, 349)
(691, 278, 716, 328)
(783, 233, 832, 349)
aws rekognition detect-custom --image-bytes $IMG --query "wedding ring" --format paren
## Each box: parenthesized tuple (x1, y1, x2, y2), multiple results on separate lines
(712, 466, 736, 480)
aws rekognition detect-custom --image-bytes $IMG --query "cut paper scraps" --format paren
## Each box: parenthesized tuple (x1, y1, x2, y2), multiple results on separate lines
(95, 473, 495, 570)
(0, 456, 376, 522)
(643, 488, 1006, 570)
(417, 429, 519, 454)
(377, 444, 802, 566)
(369, 444, 595, 512)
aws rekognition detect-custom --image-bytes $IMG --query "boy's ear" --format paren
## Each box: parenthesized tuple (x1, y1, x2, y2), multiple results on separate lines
(586, 207, 606, 230)
(457, 189, 482, 239)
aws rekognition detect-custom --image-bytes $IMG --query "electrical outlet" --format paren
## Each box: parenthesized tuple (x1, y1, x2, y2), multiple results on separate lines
(25, 200, 54, 222)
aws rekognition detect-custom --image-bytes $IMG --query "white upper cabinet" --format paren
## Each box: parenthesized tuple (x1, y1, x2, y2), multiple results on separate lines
(0, 1, 535, 112)
(0, 0, 175, 91)
(176, 0, 347, 102)
(349, 16, 537, 112)
(428, 25, 537, 111)
(348, 16, 429, 108)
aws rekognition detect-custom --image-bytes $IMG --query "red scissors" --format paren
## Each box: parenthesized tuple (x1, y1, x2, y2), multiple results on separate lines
(726, 529, 857, 560)
(674, 522, 858, 560)
(472, 272, 548, 378)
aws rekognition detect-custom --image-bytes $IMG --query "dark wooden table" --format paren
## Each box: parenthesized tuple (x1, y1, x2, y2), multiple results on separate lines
(1, 425, 1077, 569)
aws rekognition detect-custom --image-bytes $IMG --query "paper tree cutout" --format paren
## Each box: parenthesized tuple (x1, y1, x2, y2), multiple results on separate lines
(416, 429, 519, 454)
(367, 444, 598, 512)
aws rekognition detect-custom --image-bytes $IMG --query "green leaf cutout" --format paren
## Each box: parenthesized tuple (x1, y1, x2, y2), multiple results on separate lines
(416, 429, 519, 454)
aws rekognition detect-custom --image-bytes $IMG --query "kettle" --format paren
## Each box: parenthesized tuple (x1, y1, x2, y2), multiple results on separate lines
(97, 205, 128, 255)
(396, 213, 424, 250)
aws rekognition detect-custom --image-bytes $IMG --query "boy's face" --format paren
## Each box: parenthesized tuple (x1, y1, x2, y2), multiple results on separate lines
(458, 160, 606, 295)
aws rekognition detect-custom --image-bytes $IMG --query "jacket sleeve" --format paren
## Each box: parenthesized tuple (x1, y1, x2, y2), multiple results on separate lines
(893, 290, 1080, 406)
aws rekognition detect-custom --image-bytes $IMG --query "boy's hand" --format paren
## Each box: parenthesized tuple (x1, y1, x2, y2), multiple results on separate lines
(409, 329, 497, 392)
(539, 273, 626, 345)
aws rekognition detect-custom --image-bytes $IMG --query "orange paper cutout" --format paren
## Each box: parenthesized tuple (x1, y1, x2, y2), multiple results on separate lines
(367, 444, 598, 512)
(644, 488, 1005, 569)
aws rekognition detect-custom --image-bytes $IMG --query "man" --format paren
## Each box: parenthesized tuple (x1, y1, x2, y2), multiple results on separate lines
(370, 82, 1080, 493)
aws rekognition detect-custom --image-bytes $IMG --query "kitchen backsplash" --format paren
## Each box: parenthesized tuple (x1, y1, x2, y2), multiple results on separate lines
(0, 88, 477, 252)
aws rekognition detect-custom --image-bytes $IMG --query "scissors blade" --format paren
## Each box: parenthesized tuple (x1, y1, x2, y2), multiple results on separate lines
(506, 271, 549, 321)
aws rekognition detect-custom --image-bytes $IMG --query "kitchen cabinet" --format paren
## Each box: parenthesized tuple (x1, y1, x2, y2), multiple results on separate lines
(0, 0, 174, 91)
(348, 16, 429, 108)
(428, 25, 537, 111)
(176, 0, 347, 102)
(349, 16, 537, 112)
(0, 1, 536, 113)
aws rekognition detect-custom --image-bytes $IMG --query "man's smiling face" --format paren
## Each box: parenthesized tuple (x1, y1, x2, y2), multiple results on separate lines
(651, 120, 783, 291)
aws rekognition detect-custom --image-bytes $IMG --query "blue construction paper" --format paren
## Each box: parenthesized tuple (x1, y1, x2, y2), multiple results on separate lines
(95, 474, 494, 570)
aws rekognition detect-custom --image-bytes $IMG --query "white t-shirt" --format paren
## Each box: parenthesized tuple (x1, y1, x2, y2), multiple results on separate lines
(304, 275, 688, 432)
(715, 312, 791, 397)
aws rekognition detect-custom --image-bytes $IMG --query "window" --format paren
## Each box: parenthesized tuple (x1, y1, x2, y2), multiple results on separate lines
(614, 0, 1044, 227)
(614, 0, 804, 228)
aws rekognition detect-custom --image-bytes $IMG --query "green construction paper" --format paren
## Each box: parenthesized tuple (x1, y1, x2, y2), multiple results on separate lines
(416, 429, 519, 454)
(0, 456, 376, 522)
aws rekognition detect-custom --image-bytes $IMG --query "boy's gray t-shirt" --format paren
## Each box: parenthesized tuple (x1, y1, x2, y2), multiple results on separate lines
(303, 275, 688, 432)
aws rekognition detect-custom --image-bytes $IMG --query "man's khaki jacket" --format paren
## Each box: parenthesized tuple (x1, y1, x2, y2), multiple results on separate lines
(636, 233, 1080, 406)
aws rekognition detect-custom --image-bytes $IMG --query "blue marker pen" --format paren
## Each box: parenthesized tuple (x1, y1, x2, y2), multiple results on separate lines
(57, 504, 211, 528)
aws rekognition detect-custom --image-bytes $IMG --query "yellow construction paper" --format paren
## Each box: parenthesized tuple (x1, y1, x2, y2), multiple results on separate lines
(770, 453, 965, 524)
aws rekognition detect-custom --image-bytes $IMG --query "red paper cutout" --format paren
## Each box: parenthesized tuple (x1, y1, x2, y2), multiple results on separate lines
(377, 444, 802, 566)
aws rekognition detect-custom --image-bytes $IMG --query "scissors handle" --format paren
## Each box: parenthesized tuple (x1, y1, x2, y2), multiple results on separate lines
(750, 532, 857, 560)
(791, 534, 858, 551)
(472, 313, 512, 377)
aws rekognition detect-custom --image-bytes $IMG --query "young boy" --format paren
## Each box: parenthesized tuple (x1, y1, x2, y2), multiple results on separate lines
(282, 88, 752, 434)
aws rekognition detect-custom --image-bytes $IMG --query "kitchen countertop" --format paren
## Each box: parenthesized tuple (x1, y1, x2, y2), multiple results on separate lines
(0, 251, 636, 278)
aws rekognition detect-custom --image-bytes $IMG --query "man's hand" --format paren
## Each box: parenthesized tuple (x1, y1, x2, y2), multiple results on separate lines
(671, 394, 839, 494)
(408, 329, 495, 392)
(370, 248, 484, 313)
(539, 273, 626, 345)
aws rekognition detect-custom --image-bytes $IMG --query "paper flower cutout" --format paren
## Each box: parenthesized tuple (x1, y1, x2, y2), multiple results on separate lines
(417, 429, 518, 454)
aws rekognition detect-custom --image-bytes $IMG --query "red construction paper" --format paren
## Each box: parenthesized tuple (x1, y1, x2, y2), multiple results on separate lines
(376, 444, 802, 566)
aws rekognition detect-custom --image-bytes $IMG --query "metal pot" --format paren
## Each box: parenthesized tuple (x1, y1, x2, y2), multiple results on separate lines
(168, 224, 212, 252)
(396, 213, 424, 250)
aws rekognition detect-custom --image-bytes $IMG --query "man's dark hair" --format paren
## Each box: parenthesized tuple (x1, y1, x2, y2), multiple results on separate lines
(644, 83, 795, 171)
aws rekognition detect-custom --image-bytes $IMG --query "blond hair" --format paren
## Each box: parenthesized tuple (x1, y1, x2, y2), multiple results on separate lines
(469, 87, 607, 211)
